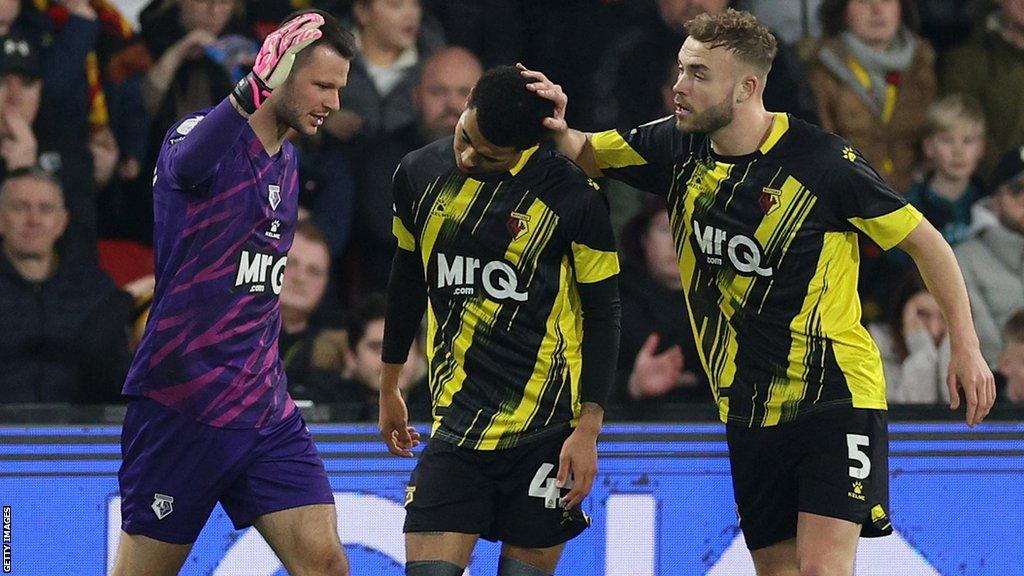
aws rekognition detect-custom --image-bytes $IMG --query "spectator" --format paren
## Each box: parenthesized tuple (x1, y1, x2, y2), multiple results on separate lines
(412, 46, 481, 143)
(323, 294, 429, 420)
(876, 95, 990, 302)
(807, 0, 936, 192)
(0, 168, 131, 403)
(996, 308, 1024, 404)
(616, 198, 706, 407)
(111, 0, 253, 244)
(906, 93, 988, 246)
(37, 1, 138, 145)
(954, 146, 1024, 364)
(0, 0, 48, 43)
(1, 32, 99, 261)
(734, 0, 824, 44)
(324, 0, 444, 143)
(942, 0, 1024, 183)
(591, 0, 819, 130)
(280, 221, 339, 399)
(138, 0, 249, 121)
(871, 271, 950, 404)
(344, 46, 482, 295)
(0, 0, 16, 36)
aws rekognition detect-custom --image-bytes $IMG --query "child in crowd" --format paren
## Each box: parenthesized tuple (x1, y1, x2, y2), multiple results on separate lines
(997, 309, 1024, 405)
(905, 93, 987, 246)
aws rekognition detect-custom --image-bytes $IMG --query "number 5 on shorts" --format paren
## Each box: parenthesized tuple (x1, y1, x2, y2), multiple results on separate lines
(528, 463, 573, 509)
(846, 434, 871, 480)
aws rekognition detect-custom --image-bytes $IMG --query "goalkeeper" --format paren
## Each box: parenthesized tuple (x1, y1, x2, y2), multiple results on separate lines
(112, 10, 356, 576)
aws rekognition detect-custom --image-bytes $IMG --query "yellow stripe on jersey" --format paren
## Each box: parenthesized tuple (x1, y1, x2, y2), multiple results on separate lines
(476, 198, 567, 448)
(477, 258, 581, 449)
(673, 159, 739, 416)
(393, 215, 416, 251)
(571, 243, 620, 284)
(510, 146, 540, 176)
(591, 129, 649, 169)
(420, 177, 484, 267)
(768, 232, 845, 426)
(421, 176, 496, 438)
(818, 233, 888, 410)
(848, 204, 923, 250)
(432, 297, 501, 441)
(758, 113, 790, 154)
(738, 177, 818, 425)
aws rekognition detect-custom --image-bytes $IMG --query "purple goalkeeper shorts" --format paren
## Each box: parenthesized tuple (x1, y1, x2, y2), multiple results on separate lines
(118, 396, 334, 544)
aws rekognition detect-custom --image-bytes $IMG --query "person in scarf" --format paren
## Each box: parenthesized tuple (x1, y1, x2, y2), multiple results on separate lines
(806, 0, 936, 193)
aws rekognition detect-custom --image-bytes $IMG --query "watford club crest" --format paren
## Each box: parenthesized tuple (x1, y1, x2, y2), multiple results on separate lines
(759, 187, 781, 215)
(507, 211, 531, 240)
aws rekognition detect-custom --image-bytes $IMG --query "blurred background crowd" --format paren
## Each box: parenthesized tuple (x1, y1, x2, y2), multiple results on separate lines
(2, 0, 1023, 420)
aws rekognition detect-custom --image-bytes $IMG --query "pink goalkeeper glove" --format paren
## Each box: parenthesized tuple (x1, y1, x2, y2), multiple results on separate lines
(231, 12, 325, 115)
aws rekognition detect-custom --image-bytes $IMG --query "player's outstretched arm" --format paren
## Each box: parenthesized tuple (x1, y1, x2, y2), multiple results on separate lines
(898, 219, 996, 426)
(165, 13, 324, 188)
(517, 63, 602, 178)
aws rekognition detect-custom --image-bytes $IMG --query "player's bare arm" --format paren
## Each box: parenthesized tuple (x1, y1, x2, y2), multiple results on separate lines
(378, 362, 420, 458)
(897, 219, 997, 426)
(557, 402, 603, 510)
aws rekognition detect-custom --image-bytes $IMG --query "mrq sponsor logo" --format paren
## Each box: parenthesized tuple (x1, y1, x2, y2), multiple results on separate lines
(234, 249, 287, 295)
(436, 253, 527, 302)
(692, 220, 773, 277)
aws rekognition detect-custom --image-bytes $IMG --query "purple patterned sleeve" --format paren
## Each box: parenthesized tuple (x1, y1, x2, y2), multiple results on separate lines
(165, 98, 249, 189)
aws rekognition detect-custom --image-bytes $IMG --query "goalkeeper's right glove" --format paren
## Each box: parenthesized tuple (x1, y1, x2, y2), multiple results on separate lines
(231, 12, 325, 115)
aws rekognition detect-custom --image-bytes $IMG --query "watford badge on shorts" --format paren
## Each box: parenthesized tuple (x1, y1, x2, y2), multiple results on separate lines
(507, 211, 531, 240)
(871, 504, 891, 532)
(759, 187, 781, 215)
(404, 486, 416, 507)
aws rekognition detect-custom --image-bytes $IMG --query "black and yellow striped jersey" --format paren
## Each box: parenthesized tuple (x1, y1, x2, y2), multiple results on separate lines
(591, 113, 923, 427)
(391, 137, 620, 449)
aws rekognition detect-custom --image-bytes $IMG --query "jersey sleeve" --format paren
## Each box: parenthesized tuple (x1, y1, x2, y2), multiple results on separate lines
(569, 181, 621, 409)
(161, 98, 249, 190)
(570, 182, 621, 284)
(382, 160, 426, 363)
(590, 115, 692, 195)
(821, 142, 923, 250)
(391, 161, 418, 253)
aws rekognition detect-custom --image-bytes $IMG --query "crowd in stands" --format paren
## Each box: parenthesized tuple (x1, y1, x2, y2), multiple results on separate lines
(2, 0, 1023, 417)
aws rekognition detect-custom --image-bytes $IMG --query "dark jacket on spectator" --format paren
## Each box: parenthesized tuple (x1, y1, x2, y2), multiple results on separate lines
(0, 126, 100, 262)
(0, 252, 131, 403)
(617, 262, 709, 406)
(339, 18, 444, 142)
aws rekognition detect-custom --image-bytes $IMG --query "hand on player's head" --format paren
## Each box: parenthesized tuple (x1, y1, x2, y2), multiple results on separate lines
(255, 13, 325, 90)
(232, 12, 325, 115)
(517, 63, 567, 133)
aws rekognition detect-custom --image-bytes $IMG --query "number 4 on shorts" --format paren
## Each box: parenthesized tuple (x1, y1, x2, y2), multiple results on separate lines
(847, 434, 871, 480)
(528, 462, 573, 509)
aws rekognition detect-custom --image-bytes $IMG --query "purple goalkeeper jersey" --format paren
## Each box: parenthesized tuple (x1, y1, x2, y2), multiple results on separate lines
(123, 99, 298, 428)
